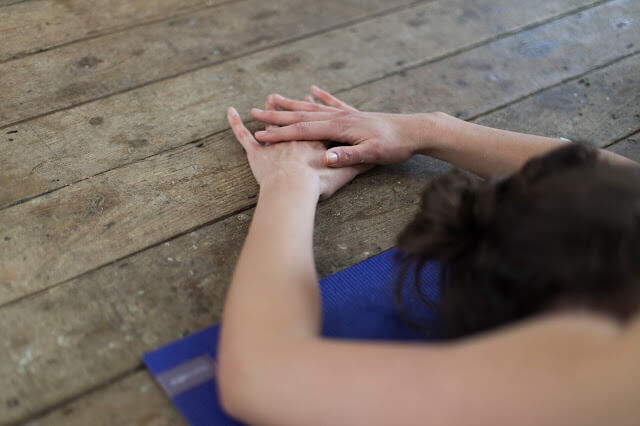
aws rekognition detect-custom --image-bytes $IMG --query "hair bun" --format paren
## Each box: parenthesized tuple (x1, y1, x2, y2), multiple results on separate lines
(398, 169, 492, 262)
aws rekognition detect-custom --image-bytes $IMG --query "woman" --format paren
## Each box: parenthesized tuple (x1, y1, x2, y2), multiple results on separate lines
(218, 85, 640, 425)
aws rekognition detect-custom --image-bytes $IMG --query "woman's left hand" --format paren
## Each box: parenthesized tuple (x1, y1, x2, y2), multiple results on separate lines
(227, 98, 371, 200)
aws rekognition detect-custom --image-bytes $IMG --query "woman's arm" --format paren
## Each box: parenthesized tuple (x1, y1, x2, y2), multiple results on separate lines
(219, 104, 640, 426)
(218, 105, 367, 417)
(418, 113, 637, 177)
(218, 171, 322, 412)
(250, 86, 636, 179)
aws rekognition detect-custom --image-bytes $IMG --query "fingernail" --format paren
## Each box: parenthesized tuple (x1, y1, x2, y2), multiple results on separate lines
(274, 94, 284, 100)
(326, 152, 338, 165)
(251, 108, 263, 114)
(228, 107, 238, 116)
(255, 130, 267, 139)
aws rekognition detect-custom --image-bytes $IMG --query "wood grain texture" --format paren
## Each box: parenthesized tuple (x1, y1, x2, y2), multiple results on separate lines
(2, 50, 639, 425)
(343, 0, 639, 118)
(0, 0, 28, 7)
(0, 0, 619, 304)
(24, 370, 185, 426)
(473, 57, 640, 144)
(608, 133, 640, 157)
(0, 0, 607, 208)
(0, 0, 417, 127)
(0, 0, 229, 62)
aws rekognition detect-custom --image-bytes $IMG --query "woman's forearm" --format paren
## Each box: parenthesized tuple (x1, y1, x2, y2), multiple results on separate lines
(417, 113, 635, 178)
(218, 172, 322, 414)
(221, 172, 321, 344)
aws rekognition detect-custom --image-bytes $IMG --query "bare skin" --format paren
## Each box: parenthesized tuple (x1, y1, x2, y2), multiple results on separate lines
(251, 85, 636, 178)
(218, 88, 640, 426)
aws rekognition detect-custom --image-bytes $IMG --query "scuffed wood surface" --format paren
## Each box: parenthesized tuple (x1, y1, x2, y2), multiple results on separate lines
(0, 0, 604, 208)
(0, 0, 416, 127)
(0, 0, 230, 62)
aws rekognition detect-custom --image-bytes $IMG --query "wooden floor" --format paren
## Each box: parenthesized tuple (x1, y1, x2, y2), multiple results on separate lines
(1, 0, 639, 424)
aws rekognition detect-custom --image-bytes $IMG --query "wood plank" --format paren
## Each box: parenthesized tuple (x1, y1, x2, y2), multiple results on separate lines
(24, 370, 184, 426)
(344, 0, 639, 119)
(0, 0, 612, 207)
(608, 132, 640, 158)
(0, 0, 28, 7)
(23, 132, 640, 426)
(0, 0, 418, 127)
(0, 0, 229, 62)
(2, 43, 639, 425)
(473, 73, 640, 145)
(0, 0, 635, 301)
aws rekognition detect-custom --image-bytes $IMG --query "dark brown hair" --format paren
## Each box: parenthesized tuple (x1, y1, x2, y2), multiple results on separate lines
(396, 143, 640, 339)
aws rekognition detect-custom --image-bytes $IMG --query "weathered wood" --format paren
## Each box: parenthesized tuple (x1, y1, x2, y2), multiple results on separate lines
(2, 49, 639, 424)
(0, 0, 417, 127)
(344, 0, 639, 118)
(0, 0, 637, 302)
(22, 132, 640, 426)
(0, 0, 229, 62)
(0, 0, 27, 7)
(0, 0, 604, 209)
(608, 133, 640, 159)
(0, 128, 79, 210)
(24, 370, 184, 426)
(473, 60, 640, 145)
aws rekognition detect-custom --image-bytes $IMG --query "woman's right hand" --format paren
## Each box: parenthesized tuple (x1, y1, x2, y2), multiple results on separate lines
(251, 86, 443, 168)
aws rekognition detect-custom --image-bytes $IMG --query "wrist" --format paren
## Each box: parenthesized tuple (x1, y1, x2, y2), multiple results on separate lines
(411, 111, 456, 156)
(259, 169, 320, 200)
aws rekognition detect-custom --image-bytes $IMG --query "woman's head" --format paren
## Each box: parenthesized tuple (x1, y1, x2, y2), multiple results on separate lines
(396, 143, 640, 338)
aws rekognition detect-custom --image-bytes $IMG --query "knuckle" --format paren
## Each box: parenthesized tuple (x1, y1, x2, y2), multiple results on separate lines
(333, 114, 355, 133)
(367, 142, 382, 162)
(340, 149, 354, 163)
(293, 121, 310, 135)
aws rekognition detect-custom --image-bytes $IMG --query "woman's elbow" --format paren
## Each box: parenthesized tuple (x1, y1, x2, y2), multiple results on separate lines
(217, 346, 252, 420)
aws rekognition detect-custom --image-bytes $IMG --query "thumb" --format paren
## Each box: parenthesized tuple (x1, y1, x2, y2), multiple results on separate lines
(325, 145, 373, 167)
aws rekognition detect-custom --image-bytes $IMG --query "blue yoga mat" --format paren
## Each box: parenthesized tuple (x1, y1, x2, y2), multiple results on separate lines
(143, 248, 441, 425)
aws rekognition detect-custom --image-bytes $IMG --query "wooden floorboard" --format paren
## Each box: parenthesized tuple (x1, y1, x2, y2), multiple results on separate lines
(342, 0, 638, 117)
(2, 30, 640, 426)
(1, 0, 639, 423)
(24, 369, 184, 426)
(0, 0, 28, 7)
(0, 0, 233, 62)
(473, 55, 640, 143)
(0, 0, 607, 208)
(0, 0, 419, 128)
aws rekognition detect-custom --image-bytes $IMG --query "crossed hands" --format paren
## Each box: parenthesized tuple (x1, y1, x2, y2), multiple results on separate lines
(227, 85, 428, 200)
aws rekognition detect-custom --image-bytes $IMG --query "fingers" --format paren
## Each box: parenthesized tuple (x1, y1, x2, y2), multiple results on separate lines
(310, 85, 358, 112)
(264, 97, 278, 130)
(227, 107, 259, 151)
(255, 120, 341, 143)
(251, 108, 341, 126)
(269, 94, 337, 112)
(325, 145, 376, 167)
(303, 95, 315, 103)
